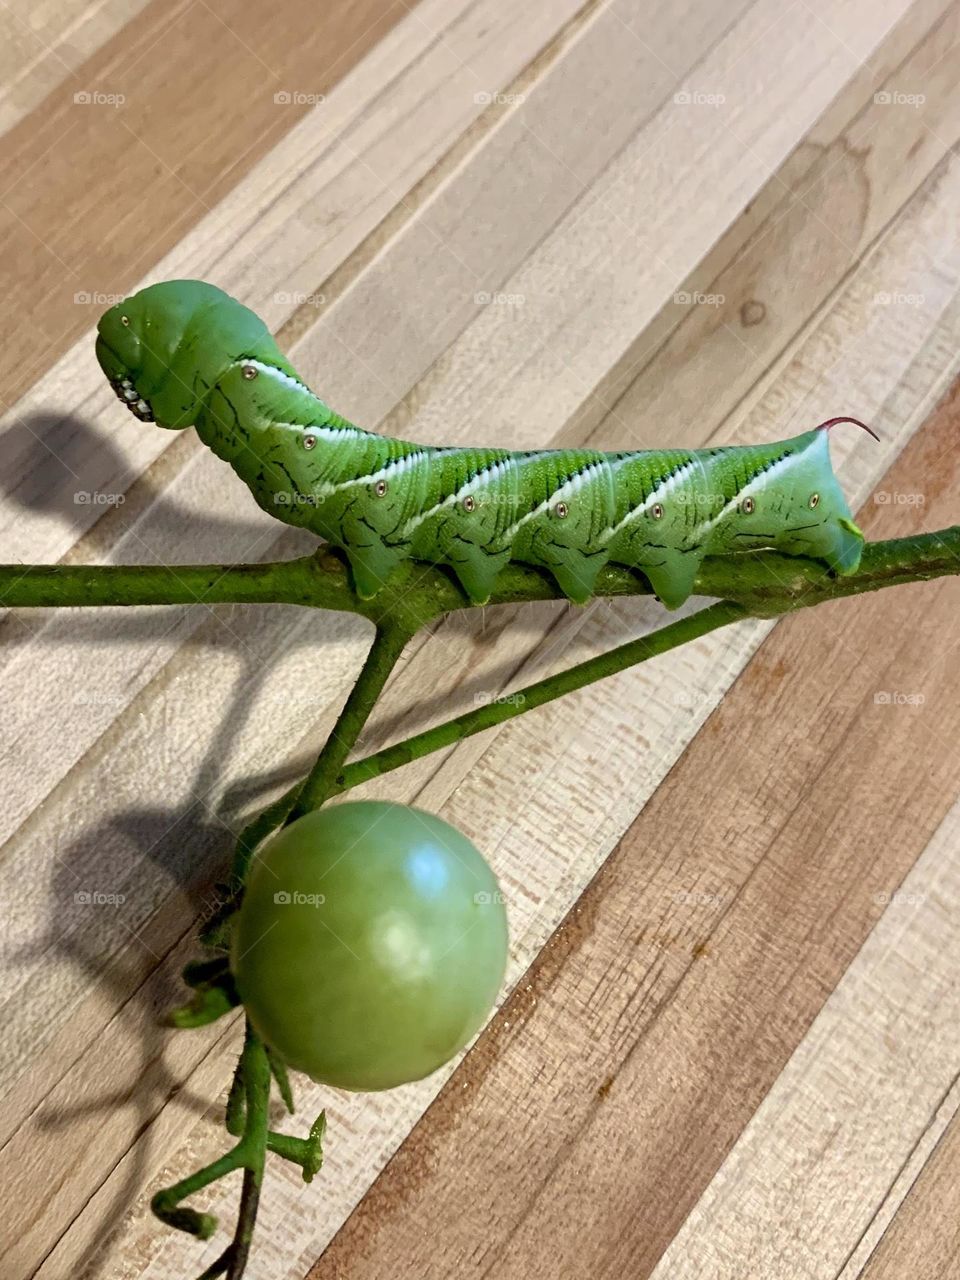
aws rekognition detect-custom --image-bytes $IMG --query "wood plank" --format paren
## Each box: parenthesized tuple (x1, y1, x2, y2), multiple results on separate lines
(0, 0, 589, 566)
(859, 1101, 960, 1279)
(0, 0, 764, 891)
(0, 0, 408, 404)
(29, 119, 960, 1280)
(290, 0, 919, 451)
(1, 2, 954, 1277)
(648, 798, 960, 1279)
(568, 0, 960, 453)
(0, 0, 149, 135)
(308, 333, 960, 1280)
(0, 0, 947, 944)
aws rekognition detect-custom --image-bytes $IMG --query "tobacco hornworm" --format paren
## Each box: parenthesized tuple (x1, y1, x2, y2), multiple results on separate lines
(96, 280, 876, 608)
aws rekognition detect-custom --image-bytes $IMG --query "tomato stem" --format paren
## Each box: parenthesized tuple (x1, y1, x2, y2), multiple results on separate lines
(27, 527, 957, 1280)
(335, 600, 748, 793)
(151, 1021, 272, 1278)
(0, 528, 955, 619)
(288, 622, 414, 818)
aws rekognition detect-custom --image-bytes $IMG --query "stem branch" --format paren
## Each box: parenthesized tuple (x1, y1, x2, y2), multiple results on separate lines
(336, 600, 746, 792)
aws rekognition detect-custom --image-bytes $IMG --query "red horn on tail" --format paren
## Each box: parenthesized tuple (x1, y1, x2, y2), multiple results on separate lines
(815, 415, 880, 442)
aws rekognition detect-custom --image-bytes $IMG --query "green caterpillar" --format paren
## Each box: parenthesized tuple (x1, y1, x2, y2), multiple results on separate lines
(96, 280, 876, 608)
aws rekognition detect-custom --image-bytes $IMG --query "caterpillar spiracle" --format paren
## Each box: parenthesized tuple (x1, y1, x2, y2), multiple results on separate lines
(96, 280, 876, 608)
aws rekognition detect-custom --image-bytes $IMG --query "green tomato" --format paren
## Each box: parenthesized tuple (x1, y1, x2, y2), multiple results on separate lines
(231, 801, 509, 1091)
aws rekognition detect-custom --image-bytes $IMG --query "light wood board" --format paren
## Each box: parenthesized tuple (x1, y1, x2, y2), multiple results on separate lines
(0, 1, 957, 1277)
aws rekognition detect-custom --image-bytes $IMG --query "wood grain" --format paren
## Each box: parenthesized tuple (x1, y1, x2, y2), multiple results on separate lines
(0, 1, 957, 1278)
(0, 0, 589, 566)
(0, 0, 408, 403)
(860, 1094, 960, 1279)
(30, 88, 960, 1280)
(0, 0, 149, 135)
(650, 797, 960, 1279)
(310, 343, 960, 1280)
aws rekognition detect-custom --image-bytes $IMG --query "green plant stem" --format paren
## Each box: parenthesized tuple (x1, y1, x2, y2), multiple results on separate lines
(335, 600, 747, 793)
(151, 1021, 270, 1278)
(53, 525, 957, 1280)
(0, 527, 955, 621)
(225, 621, 412, 889)
(287, 621, 413, 819)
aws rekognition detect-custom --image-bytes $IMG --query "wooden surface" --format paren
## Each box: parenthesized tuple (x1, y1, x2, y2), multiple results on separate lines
(0, 1, 957, 1277)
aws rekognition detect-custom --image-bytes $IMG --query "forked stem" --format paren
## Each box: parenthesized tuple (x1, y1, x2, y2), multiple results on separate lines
(28, 530, 956, 1280)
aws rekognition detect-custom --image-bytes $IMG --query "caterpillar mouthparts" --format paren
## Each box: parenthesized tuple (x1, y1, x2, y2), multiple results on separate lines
(111, 376, 154, 422)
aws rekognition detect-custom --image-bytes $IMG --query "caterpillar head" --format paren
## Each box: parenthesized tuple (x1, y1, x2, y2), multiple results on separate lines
(96, 280, 290, 429)
(771, 418, 877, 575)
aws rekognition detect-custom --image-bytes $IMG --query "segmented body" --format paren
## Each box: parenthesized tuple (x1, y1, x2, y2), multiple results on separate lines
(96, 281, 871, 607)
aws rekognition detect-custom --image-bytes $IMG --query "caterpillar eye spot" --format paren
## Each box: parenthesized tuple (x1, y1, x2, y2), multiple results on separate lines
(374, 479, 388, 498)
(741, 496, 756, 515)
(809, 492, 820, 509)
(120, 315, 130, 327)
(241, 364, 258, 380)
(554, 501, 569, 519)
(462, 495, 476, 514)
(651, 503, 664, 520)
(302, 435, 317, 450)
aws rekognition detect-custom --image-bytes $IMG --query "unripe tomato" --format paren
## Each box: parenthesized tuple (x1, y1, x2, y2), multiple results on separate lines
(231, 801, 508, 1091)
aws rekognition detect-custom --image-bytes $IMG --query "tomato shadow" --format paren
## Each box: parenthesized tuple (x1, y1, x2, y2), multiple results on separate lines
(11, 620, 309, 1278)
